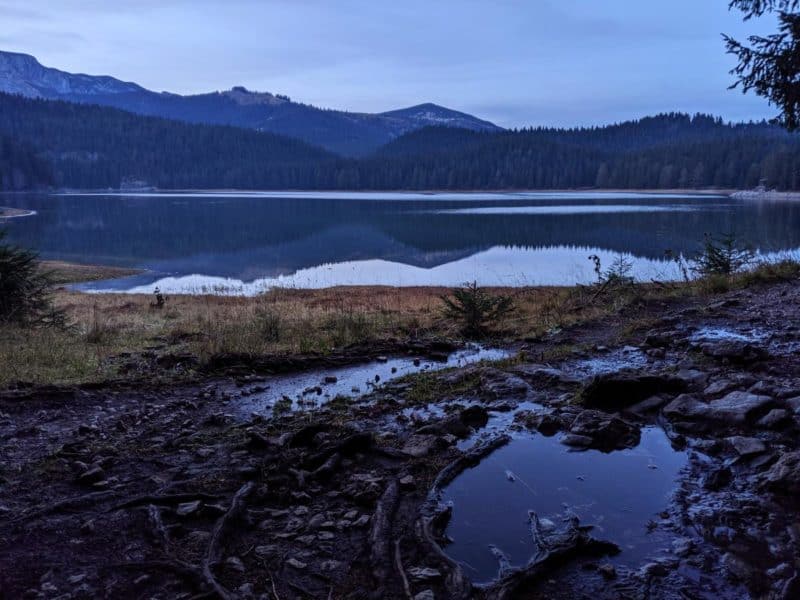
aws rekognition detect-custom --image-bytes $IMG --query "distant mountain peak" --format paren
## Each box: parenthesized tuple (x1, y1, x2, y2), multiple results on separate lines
(380, 103, 502, 132)
(221, 86, 290, 106)
(0, 49, 143, 98)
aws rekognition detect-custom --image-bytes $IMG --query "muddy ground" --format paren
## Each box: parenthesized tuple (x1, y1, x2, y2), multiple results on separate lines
(1, 280, 799, 599)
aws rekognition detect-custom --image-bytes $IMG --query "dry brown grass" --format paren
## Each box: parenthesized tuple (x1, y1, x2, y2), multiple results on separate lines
(4, 255, 796, 388)
(0, 286, 570, 386)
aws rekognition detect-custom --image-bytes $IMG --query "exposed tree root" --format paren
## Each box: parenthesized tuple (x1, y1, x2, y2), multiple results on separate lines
(202, 481, 256, 600)
(369, 479, 400, 582)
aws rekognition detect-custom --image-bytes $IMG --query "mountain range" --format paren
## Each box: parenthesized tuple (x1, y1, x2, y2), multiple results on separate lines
(0, 50, 501, 156)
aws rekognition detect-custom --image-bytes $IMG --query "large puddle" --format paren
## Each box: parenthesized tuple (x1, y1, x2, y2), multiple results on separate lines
(234, 345, 511, 415)
(440, 427, 688, 584)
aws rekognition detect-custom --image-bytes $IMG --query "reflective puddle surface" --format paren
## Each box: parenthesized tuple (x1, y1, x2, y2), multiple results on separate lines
(440, 427, 688, 584)
(235, 345, 510, 415)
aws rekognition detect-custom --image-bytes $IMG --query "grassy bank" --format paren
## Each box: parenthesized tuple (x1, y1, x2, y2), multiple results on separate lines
(1, 259, 798, 387)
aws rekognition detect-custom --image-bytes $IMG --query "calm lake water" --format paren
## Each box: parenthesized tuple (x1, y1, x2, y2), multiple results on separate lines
(2, 190, 799, 293)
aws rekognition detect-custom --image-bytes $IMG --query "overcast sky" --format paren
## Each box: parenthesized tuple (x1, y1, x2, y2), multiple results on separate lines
(0, 0, 781, 128)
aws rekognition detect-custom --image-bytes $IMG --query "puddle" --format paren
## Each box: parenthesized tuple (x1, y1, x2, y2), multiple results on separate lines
(569, 346, 648, 377)
(440, 427, 688, 584)
(689, 326, 768, 344)
(235, 345, 511, 415)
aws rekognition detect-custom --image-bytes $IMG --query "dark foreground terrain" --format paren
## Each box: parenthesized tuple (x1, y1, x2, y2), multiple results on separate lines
(2, 279, 800, 599)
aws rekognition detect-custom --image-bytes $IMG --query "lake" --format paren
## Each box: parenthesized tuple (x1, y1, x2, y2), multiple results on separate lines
(2, 190, 799, 293)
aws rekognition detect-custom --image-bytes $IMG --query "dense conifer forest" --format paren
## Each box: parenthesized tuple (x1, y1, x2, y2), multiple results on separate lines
(0, 134, 52, 190)
(1, 92, 799, 190)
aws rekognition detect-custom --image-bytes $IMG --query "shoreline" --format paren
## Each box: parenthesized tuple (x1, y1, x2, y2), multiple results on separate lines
(52, 187, 734, 196)
(0, 206, 36, 219)
(730, 190, 800, 201)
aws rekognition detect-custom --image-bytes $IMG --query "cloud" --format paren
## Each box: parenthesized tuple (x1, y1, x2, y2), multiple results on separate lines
(0, 0, 779, 126)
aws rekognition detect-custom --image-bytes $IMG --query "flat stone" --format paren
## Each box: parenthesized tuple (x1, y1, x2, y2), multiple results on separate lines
(662, 394, 709, 420)
(708, 391, 774, 425)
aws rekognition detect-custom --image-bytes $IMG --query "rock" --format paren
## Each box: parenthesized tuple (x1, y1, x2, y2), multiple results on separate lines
(675, 369, 710, 389)
(662, 394, 709, 420)
(401, 434, 445, 457)
(704, 379, 737, 397)
(307, 513, 326, 529)
(726, 436, 767, 457)
(627, 395, 669, 415)
(511, 364, 580, 385)
(785, 396, 800, 413)
(460, 405, 489, 428)
(224, 556, 245, 573)
(176, 500, 202, 516)
(699, 340, 769, 364)
(480, 369, 531, 400)
(581, 372, 687, 410)
(522, 412, 563, 436)
(254, 545, 276, 558)
(351, 514, 370, 527)
(671, 537, 694, 557)
(399, 475, 416, 489)
(597, 563, 616, 579)
(762, 451, 800, 495)
(320, 559, 343, 572)
(323, 376, 338, 384)
(758, 409, 790, 429)
(413, 591, 435, 600)
(286, 557, 307, 570)
(721, 552, 754, 582)
(560, 433, 593, 448)
(408, 567, 442, 582)
(703, 467, 732, 491)
(708, 391, 775, 425)
(664, 391, 774, 426)
(568, 410, 641, 451)
(76, 466, 105, 485)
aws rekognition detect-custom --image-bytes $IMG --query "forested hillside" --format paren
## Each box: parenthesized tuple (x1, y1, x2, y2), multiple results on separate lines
(1, 93, 799, 190)
(0, 93, 335, 189)
(0, 134, 52, 190)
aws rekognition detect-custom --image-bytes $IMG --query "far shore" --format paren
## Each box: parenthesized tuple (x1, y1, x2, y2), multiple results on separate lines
(52, 187, 737, 196)
(40, 260, 144, 285)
